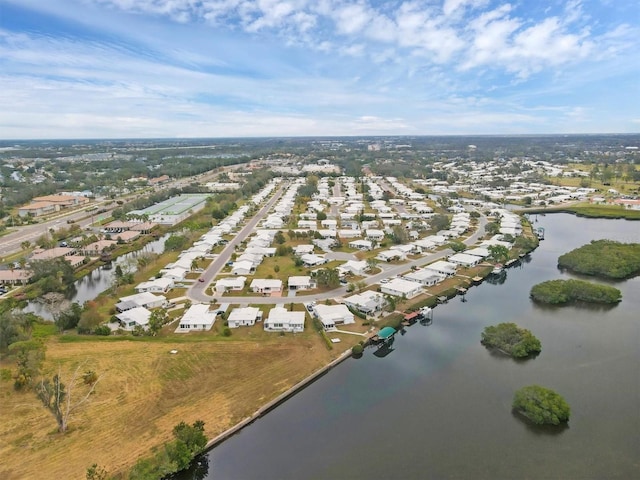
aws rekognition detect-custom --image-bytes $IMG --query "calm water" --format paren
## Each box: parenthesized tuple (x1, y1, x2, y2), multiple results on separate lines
(24, 234, 168, 319)
(179, 214, 640, 480)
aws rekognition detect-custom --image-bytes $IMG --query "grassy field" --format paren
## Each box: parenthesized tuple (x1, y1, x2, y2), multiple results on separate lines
(0, 332, 341, 479)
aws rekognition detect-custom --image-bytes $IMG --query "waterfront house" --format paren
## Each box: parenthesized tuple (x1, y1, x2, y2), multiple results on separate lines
(402, 269, 443, 286)
(313, 304, 355, 330)
(344, 290, 387, 315)
(424, 260, 457, 278)
(380, 278, 424, 299)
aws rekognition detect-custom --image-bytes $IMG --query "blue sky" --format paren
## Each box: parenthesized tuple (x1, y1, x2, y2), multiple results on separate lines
(0, 0, 638, 139)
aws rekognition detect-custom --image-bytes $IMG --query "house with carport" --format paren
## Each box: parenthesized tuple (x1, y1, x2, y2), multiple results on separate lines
(376, 250, 406, 262)
(300, 253, 327, 267)
(215, 276, 246, 294)
(447, 253, 481, 268)
(250, 278, 283, 295)
(380, 278, 424, 299)
(348, 239, 373, 251)
(424, 260, 457, 278)
(402, 269, 443, 286)
(231, 260, 255, 275)
(287, 276, 316, 291)
(227, 307, 263, 328)
(115, 307, 151, 331)
(313, 304, 354, 331)
(135, 277, 174, 294)
(176, 304, 216, 332)
(264, 307, 305, 333)
(338, 260, 369, 276)
(344, 290, 387, 315)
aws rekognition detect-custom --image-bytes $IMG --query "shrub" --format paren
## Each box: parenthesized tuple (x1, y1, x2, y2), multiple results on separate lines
(222, 327, 232, 337)
(352, 344, 364, 356)
(93, 325, 111, 336)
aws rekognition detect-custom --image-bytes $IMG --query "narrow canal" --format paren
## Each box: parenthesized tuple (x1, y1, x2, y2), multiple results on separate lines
(178, 214, 640, 480)
(24, 234, 169, 320)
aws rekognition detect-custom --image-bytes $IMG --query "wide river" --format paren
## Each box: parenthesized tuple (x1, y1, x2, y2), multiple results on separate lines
(182, 213, 640, 480)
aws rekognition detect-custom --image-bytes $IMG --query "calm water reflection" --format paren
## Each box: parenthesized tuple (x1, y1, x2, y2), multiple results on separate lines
(24, 234, 168, 320)
(184, 214, 640, 480)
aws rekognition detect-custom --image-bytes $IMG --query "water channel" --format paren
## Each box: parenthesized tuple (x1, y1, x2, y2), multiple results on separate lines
(24, 234, 169, 320)
(178, 214, 640, 480)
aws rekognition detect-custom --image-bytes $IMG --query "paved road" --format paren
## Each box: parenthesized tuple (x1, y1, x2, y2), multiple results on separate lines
(197, 214, 487, 305)
(187, 183, 288, 303)
(0, 206, 116, 259)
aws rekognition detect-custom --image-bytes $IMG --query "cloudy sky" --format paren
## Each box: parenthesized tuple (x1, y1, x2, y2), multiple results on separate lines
(0, 0, 638, 139)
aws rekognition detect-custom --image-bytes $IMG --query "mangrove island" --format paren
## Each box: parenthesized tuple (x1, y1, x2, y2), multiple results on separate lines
(557, 240, 640, 279)
(480, 323, 541, 358)
(530, 279, 622, 305)
(513, 385, 571, 426)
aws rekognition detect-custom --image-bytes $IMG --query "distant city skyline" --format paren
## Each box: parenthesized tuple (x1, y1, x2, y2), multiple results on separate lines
(1, 0, 638, 139)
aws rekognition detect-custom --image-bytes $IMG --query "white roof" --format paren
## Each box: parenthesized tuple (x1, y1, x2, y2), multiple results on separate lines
(180, 304, 216, 327)
(382, 278, 423, 295)
(216, 276, 246, 288)
(232, 260, 254, 272)
(136, 277, 174, 290)
(228, 307, 261, 322)
(288, 276, 312, 287)
(424, 260, 457, 274)
(119, 291, 166, 306)
(266, 307, 305, 325)
(250, 278, 283, 289)
(403, 269, 442, 282)
(313, 304, 354, 323)
(448, 253, 481, 265)
(116, 307, 151, 327)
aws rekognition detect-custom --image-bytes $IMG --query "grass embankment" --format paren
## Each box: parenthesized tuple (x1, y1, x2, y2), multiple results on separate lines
(522, 203, 640, 220)
(0, 332, 338, 479)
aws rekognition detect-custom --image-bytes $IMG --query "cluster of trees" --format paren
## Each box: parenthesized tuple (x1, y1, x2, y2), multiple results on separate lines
(31, 258, 76, 294)
(530, 279, 622, 305)
(512, 385, 570, 426)
(480, 323, 542, 358)
(129, 420, 208, 479)
(164, 234, 190, 252)
(557, 240, 640, 279)
(314, 268, 340, 289)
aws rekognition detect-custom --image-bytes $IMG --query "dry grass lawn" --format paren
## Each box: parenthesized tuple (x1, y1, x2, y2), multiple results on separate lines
(0, 333, 339, 479)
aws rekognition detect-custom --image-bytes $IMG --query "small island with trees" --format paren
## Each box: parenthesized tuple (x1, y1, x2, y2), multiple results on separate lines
(512, 385, 570, 426)
(557, 240, 640, 279)
(530, 279, 622, 305)
(480, 323, 541, 358)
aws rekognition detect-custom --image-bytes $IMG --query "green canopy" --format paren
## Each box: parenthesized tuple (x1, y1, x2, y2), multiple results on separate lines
(378, 327, 396, 340)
